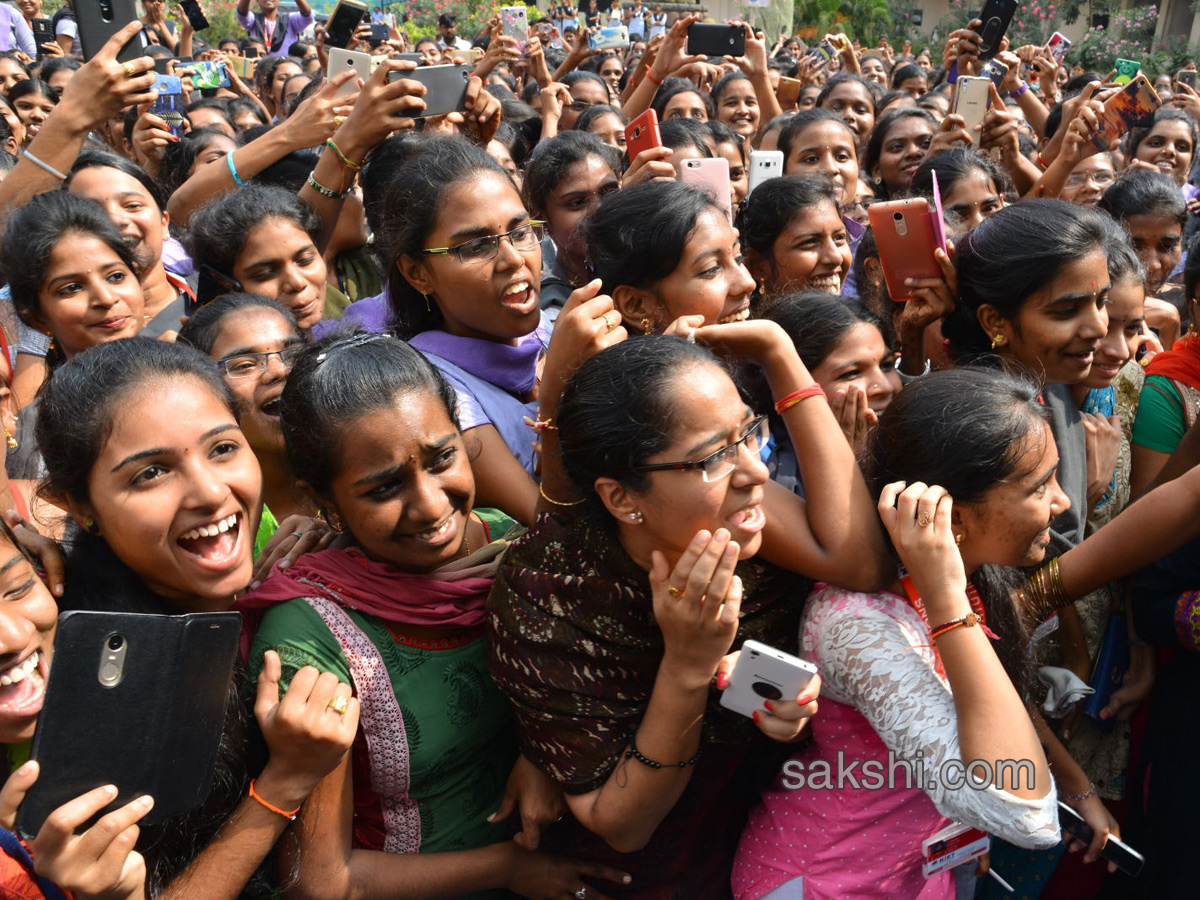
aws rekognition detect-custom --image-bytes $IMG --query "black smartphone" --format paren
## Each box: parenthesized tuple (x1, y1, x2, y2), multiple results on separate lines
(1057, 801, 1145, 877)
(75, 0, 149, 62)
(368, 22, 388, 42)
(30, 16, 54, 55)
(686, 22, 745, 58)
(324, 0, 368, 50)
(388, 62, 470, 117)
(17, 611, 241, 840)
(179, 0, 210, 33)
(197, 264, 244, 307)
(975, 0, 1018, 60)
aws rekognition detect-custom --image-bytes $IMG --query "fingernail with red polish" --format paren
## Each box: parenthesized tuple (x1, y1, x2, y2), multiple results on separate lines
(752, 710, 760, 724)
(762, 700, 773, 713)
(716, 672, 729, 690)
(797, 694, 811, 706)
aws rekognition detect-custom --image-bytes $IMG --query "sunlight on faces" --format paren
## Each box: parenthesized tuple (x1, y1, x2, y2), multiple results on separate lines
(1083, 278, 1145, 390)
(753, 199, 851, 298)
(784, 120, 859, 204)
(0, 539, 56, 744)
(1125, 211, 1182, 296)
(233, 217, 327, 331)
(810, 322, 900, 417)
(1134, 118, 1194, 185)
(820, 81, 875, 145)
(78, 378, 262, 612)
(874, 116, 933, 193)
(1059, 155, 1115, 208)
(68, 166, 167, 266)
(717, 78, 759, 137)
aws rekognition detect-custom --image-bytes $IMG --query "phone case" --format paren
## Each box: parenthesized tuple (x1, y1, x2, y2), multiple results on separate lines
(776, 75, 802, 105)
(686, 22, 744, 57)
(681, 157, 732, 223)
(16, 611, 241, 840)
(368, 22, 388, 42)
(327, 46, 372, 96)
(184, 60, 230, 89)
(197, 263, 244, 305)
(30, 16, 54, 53)
(1045, 31, 1071, 61)
(719, 640, 818, 719)
(953, 76, 990, 146)
(179, 0, 210, 33)
(149, 75, 185, 138)
(501, 6, 529, 55)
(806, 39, 837, 70)
(225, 55, 256, 81)
(979, 58, 1007, 89)
(868, 198, 942, 301)
(589, 25, 629, 51)
(324, 0, 368, 50)
(1179, 69, 1198, 89)
(931, 170, 948, 254)
(625, 107, 661, 160)
(75, 0, 148, 63)
(1092, 73, 1161, 152)
(975, 0, 1017, 60)
(747, 149, 783, 196)
(390, 63, 471, 118)
(1114, 58, 1141, 85)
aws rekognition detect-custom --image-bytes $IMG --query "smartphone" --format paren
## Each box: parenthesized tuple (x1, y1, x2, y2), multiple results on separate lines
(1057, 802, 1145, 876)
(931, 170, 948, 255)
(243, 46, 262, 58)
(1045, 31, 1071, 62)
(182, 60, 230, 89)
(327, 46, 372, 96)
(776, 75, 802, 106)
(681, 156, 733, 223)
(975, 0, 1017, 60)
(501, 5, 529, 55)
(367, 21, 388, 42)
(868, 198, 942, 301)
(624, 107, 661, 160)
(805, 38, 837, 70)
(30, 16, 54, 56)
(589, 25, 629, 51)
(1114, 58, 1141, 85)
(178, 0, 210, 33)
(979, 58, 1007, 89)
(953, 76, 991, 146)
(225, 54, 257, 81)
(388, 63, 470, 118)
(197, 264, 244, 306)
(686, 22, 745, 57)
(75, 0, 149, 62)
(1092, 72, 1161, 152)
(747, 149, 783, 196)
(719, 640, 818, 720)
(324, 0, 368, 50)
(149, 74, 186, 139)
(1178, 69, 1198, 89)
(16, 611, 241, 840)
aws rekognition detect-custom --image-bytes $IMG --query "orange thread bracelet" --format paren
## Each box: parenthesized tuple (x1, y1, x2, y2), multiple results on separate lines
(646, 71, 663, 86)
(248, 779, 300, 821)
(774, 384, 826, 415)
(930, 612, 999, 641)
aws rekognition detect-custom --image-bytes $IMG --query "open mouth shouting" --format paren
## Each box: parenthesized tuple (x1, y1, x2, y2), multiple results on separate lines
(177, 512, 244, 572)
(0, 650, 47, 719)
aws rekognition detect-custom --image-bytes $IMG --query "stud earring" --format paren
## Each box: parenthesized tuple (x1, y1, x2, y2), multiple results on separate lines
(641, 318, 652, 336)
(990, 333, 1007, 350)
(629, 511, 645, 524)
(4, 430, 16, 450)
(85, 519, 99, 535)
(954, 532, 964, 545)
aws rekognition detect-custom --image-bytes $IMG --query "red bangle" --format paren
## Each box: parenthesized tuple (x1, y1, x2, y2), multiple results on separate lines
(774, 384, 826, 415)
(646, 71, 663, 87)
(248, 779, 300, 821)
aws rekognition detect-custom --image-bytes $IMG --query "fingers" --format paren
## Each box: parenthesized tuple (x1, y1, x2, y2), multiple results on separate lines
(3, 510, 65, 598)
(71, 794, 154, 862)
(33, 784, 122, 858)
(254, 649, 283, 720)
(579, 859, 634, 887)
(876, 480, 907, 530)
(0, 760, 38, 830)
(95, 21, 148, 62)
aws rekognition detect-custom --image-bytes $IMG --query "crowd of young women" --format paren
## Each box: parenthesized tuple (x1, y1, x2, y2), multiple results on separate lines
(0, 7, 1199, 900)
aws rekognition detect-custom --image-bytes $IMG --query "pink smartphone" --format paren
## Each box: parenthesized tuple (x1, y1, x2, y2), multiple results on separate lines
(681, 157, 733, 223)
(931, 170, 947, 253)
(868, 197, 941, 301)
(625, 108, 662, 161)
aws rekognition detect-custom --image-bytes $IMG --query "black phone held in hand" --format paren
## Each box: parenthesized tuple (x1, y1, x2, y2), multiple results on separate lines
(686, 22, 745, 58)
(16, 611, 241, 841)
(975, 0, 1018, 60)
(388, 63, 470, 118)
(178, 0, 210, 33)
(324, 0, 368, 50)
(1058, 801, 1145, 876)
(75, 0, 149, 62)
(30, 16, 54, 55)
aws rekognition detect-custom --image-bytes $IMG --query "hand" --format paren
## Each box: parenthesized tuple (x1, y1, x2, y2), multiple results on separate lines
(753, 672, 821, 742)
(1060, 83, 1106, 163)
(38, 40, 63, 59)
(877, 482, 968, 615)
(59, 22, 158, 130)
(898, 244, 957, 322)
(250, 515, 336, 586)
(3, 509, 65, 598)
(928, 112, 973, 154)
(995, 49, 1023, 94)
(621, 145, 675, 186)
(0, 763, 150, 900)
(487, 755, 565, 850)
(951, 20, 984, 77)
(649, 13, 705, 82)
(672, 59, 722, 90)
(253, 649, 360, 804)
(131, 105, 181, 170)
(279, 70, 358, 150)
(1063, 792, 1120, 870)
(1171, 79, 1200, 123)
(1099, 642, 1155, 722)
(506, 844, 630, 900)
(831, 384, 875, 457)
(348, 22, 373, 52)
(538, 81, 572, 122)
(724, 22, 767, 80)
(540, 279, 627, 409)
(651, 529, 743, 685)
(335, 58, 427, 155)
(689, 318, 793, 366)
(979, 89, 1022, 158)
(1031, 50, 1060, 98)
(459, 73, 503, 145)
(1081, 412, 1122, 509)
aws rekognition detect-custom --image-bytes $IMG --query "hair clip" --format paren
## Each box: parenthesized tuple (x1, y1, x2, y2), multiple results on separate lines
(315, 332, 388, 364)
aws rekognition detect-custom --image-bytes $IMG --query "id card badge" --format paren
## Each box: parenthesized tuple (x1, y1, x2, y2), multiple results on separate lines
(931, 170, 948, 254)
(922, 821, 990, 878)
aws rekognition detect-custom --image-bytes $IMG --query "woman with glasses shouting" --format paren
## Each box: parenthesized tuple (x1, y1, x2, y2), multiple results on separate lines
(488, 318, 890, 897)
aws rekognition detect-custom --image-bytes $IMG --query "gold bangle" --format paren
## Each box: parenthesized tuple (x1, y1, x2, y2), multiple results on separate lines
(1023, 556, 1071, 624)
(539, 483, 586, 507)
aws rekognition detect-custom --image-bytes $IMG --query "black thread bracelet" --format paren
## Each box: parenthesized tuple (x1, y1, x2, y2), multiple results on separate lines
(625, 732, 702, 770)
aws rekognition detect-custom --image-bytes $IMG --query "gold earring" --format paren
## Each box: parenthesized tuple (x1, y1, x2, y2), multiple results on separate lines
(4, 430, 16, 450)
(422, 293, 432, 312)
(954, 532, 964, 545)
(641, 318, 651, 336)
(990, 333, 1007, 350)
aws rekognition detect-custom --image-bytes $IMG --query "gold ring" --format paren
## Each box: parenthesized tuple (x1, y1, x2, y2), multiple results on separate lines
(917, 513, 932, 527)
(668, 586, 683, 597)
(333, 115, 346, 127)
(602, 310, 620, 332)
(123, 61, 138, 78)
(328, 695, 349, 714)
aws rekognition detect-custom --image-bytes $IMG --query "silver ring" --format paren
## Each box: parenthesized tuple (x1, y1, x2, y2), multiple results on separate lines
(575, 889, 587, 900)
(686, 326, 696, 344)
(291, 531, 305, 538)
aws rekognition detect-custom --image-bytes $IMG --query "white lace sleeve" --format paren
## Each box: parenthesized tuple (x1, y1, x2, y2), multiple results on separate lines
(805, 588, 1060, 849)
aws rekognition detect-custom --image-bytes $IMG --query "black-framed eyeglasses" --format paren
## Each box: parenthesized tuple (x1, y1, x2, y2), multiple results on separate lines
(216, 345, 304, 378)
(633, 416, 769, 483)
(840, 198, 876, 214)
(420, 221, 546, 265)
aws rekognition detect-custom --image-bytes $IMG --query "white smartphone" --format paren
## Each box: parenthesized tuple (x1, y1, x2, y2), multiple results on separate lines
(681, 157, 733, 223)
(327, 46, 373, 96)
(747, 149, 783, 197)
(953, 76, 991, 147)
(501, 5, 529, 55)
(719, 640, 818, 720)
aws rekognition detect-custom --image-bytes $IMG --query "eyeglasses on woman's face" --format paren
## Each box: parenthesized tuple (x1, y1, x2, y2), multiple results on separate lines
(420, 221, 546, 265)
(634, 416, 769, 483)
(216, 344, 304, 378)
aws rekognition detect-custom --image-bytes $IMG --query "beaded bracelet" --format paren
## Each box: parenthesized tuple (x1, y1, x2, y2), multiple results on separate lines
(625, 732, 701, 770)
(307, 171, 347, 199)
(1061, 782, 1098, 803)
(774, 384, 826, 415)
(248, 779, 300, 821)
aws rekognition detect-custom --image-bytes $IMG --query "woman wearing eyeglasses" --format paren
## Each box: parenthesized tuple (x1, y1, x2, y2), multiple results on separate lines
(488, 322, 889, 898)
(1058, 153, 1117, 209)
(380, 138, 552, 526)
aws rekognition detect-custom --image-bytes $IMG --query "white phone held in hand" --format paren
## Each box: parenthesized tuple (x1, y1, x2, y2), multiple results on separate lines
(719, 640, 818, 719)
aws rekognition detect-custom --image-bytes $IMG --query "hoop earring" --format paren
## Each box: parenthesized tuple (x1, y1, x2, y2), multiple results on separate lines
(990, 333, 1007, 350)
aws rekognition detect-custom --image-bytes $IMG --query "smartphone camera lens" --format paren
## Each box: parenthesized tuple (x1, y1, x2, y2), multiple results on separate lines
(107, 634, 125, 652)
